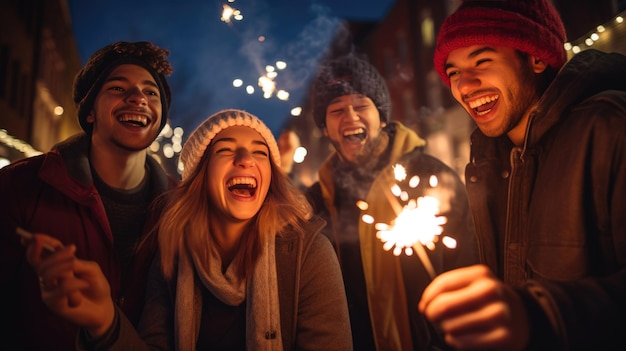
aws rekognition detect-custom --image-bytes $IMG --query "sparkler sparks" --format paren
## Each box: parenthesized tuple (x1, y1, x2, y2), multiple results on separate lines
(361, 164, 457, 278)
(221, 4, 243, 23)
(219, 3, 293, 102)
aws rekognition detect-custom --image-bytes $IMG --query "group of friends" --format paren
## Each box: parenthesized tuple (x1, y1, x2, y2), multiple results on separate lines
(2, 0, 626, 350)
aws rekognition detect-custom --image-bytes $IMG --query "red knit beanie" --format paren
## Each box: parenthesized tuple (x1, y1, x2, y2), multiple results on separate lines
(434, 0, 567, 86)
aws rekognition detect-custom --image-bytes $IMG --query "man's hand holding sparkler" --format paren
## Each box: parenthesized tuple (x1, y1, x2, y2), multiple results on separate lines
(418, 264, 530, 351)
(21, 230, 115, 338)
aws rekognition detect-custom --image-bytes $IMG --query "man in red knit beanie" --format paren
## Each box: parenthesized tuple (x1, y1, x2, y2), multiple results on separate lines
(419, 0, 626, 350)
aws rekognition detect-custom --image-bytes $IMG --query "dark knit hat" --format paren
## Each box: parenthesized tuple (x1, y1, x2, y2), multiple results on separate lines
(73, 41, 173, 134)
(434, 0, 567, 86)
(180, 109, 280, 180)
(312, 55, 390, 129)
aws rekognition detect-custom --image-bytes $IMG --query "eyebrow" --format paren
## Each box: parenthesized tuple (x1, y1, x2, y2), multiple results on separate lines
(104, 76, 159, 89)
(444, 46, 497, 71)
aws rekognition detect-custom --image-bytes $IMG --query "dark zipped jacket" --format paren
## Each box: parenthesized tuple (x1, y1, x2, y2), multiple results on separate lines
(0, 133, 177, 351)
(465, 49, 626, 350)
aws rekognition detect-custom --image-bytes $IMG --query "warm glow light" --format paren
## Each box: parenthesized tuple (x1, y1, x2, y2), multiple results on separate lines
(0, 129, 42, 157)
(160, 124, 173, 138)
(356, 200, 369, 211)
(442, 236, 457, 249)
(258, 76, 275, 98)
(221, 4, 234, 22)
(276, 61, 287, 70)
(362, 214, 374, 224)
(246, 85, 254, 94)
(391, 184, 402, 197)
(163, 144, 174, 158)
(54, 106, 64, 116)
(290, 107, 302, 116)
(221, 4, 242, 23)
(276, 90, 289, 101)
(293, 146, 307, 163)
(429, 175, 438, 187)
(233, 79, 243, 87)
(393, 164, 407, 181)
(149, 141, 160, 152)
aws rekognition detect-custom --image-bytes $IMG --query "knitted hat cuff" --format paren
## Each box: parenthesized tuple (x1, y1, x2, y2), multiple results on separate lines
(180, 109, 280, 180)
(434, 4, 566, 86)
(313, 55, 391, 129)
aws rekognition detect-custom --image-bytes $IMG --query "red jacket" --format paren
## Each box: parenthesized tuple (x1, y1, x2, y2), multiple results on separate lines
(0, 133, 177, 351)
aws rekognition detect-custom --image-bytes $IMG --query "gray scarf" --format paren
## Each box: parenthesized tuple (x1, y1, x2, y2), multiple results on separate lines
(175, 234, 283, 350)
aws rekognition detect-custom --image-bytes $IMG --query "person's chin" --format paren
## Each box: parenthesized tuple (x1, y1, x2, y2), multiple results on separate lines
(337, 146, 362, 164)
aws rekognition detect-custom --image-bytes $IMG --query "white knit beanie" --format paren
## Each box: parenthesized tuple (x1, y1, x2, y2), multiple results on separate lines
(180, 109, 281, 180)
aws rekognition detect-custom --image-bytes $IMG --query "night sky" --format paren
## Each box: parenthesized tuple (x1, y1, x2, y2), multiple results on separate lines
(68, 0, 395, 136)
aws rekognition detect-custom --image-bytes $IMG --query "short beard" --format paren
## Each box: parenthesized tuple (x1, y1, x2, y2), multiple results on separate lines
(333, 128, 390, 170)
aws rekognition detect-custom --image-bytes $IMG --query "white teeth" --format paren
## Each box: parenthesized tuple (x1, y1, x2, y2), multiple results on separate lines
(343, 128, 365, 136)
(119, 114, 148, 126)
(226, 177, 257, 189)
(469, 95, 499, 109)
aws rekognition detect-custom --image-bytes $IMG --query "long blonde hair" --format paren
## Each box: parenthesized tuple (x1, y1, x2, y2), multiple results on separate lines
(155, 149, 312, 280)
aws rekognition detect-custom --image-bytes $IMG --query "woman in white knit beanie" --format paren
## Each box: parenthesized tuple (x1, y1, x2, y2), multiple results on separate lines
(33, 109, 353, 351)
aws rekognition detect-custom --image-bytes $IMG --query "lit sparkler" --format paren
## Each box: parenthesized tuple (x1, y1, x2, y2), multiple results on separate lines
(221, 4, 243, 23)
(361, 164, 457, 278)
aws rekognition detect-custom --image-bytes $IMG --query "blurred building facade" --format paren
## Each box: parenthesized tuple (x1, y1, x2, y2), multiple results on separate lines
(2, 0, 625, 178)
(0, 0, 184, 177)
(284, 0, 626, 189)
(0, 0, 82, 166)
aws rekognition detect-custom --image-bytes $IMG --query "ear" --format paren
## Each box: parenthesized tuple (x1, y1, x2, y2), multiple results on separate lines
(86, 111, 95, 123)
(529, 55, 548, 74)
(323, 127, 329, 137)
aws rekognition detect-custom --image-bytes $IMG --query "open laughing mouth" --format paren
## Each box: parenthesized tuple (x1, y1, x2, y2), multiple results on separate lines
(119, 113, 149, 127)
(226, 176, 257, 197)
(468, 94, 499, 116)
(343, 127, 367, 143)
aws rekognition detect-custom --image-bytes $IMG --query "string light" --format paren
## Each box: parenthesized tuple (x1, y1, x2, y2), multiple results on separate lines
(565, 11, 625, 55)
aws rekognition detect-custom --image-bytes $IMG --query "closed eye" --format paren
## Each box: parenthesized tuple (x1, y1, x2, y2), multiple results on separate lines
(109, 86, 125, 92)
(446, 69, 459, 79)
(215, 147, 235, 154)
(476, 58, 491, 66)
